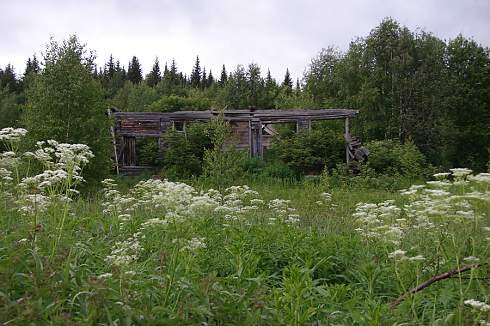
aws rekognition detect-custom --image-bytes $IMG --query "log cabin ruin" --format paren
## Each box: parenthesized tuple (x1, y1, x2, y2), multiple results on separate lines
(109, 108, 367, 175)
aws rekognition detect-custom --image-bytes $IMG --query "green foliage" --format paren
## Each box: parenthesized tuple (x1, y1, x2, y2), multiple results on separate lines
(24, 35, 111, 182)
(271, 123, 345, 175)
(127, 56, 142, 84)
(303, 18, 489, 171)
(1, 168, 489, 324)
(160, 122, 213, 179)
(0, 87, 23, 128)
(145, 57, 161, 87)
(447, 36, 490, 171)
(111, 81, 159, 112)
(202, 112, 248, 188)
(365, 139, 427, 178)
(138, 138, 161, 166)
(145, 93, 212, 112)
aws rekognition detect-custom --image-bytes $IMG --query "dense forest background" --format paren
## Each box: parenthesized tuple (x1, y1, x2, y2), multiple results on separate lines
(1, 18, 489, 174)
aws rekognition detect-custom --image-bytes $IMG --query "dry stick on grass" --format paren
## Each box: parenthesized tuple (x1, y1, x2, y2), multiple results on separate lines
(390, 263, 486, 308)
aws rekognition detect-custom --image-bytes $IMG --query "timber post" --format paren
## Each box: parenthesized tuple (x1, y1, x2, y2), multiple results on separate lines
(107, 108, 119, 175)
(345, 117, 350, 166)
(250, 119, 263, 157)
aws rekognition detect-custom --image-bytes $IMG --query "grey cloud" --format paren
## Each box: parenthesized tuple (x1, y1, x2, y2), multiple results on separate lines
(1, 0, 489, 80)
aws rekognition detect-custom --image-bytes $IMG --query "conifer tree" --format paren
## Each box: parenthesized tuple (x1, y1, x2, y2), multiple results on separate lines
(127, 56, 142, 84)
(265, 69, 274, 87)
(179, 72, 185, 86)
(105, 54, 116, 79)
(24, 55, 40, 77)
(282, 68, 293, 93)
(92, 64, 99, 79)
(169, 59, 178, 85)
(264, 69, 278, 108)
(190, 56, 201, 88)
(146, 57, 161, 87)
(295, 78, 301, 95)
(202, 67, 207, 88)
(208, 69, 215, 87)
(0, 64, 18, 92)
(246, 63, 263, 107)
(219, 64, 227, 86)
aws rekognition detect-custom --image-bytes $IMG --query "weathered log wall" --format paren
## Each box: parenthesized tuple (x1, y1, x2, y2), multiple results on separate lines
(111, 108, 359, 174)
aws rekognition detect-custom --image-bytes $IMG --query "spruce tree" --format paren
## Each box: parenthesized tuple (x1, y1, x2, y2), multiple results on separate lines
(219, 64, 227, 86)
(179, 72, 185, 86)
(24, 55, 40, 77)
(146, 57, 161, 87)
(246, 63, 263, 107)
(264, 69, 278, 108)
(0, 64, 18, 93)
(105, 54, 116, 79)
(190, 56, 201, 88)
(282, 68, 293, 93)
(127, 56, 142, 84)
(202, 67, 207, 88)
(295, 78, 301, 96)
(169, 59, 178, 85)
(265, 69, 274, 87)
(208, 69, 215, 87)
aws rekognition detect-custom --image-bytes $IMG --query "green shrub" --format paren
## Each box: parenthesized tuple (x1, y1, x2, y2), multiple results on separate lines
(145, 94, 212, 112)
(270, 123, 344, 175)
(160, 122, 213, 179)
(202, 113, 249, 188)
(261, 161, 296, 179)
(365, 139, 427, 178)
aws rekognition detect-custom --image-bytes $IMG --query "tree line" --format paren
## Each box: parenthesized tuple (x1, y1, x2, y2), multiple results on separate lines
(0, 18, 488, 175)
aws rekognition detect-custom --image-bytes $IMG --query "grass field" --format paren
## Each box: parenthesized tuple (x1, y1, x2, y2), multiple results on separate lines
(0, 129, 489, 324)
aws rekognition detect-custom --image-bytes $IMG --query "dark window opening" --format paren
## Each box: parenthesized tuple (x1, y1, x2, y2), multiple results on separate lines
(174, 121, 185, 132)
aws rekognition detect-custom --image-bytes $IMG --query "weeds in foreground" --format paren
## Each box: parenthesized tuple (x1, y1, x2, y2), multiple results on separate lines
(0, 127, 489, 324)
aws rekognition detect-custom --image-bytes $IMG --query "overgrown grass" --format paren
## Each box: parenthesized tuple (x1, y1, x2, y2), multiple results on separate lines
(1, 128, 489, 324)
(1, 174, 489, 324)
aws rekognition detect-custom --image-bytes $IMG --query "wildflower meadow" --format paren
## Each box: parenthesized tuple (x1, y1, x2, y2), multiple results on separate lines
(0, 127, 489, 325)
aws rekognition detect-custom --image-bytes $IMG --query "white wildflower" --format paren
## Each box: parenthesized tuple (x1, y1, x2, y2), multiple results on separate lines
(463, 256, 480, 264)
(433, 172, 451, 180)
(464, 299, 490, 312)
(181, 237, 206, 252)
(97, 273, 113, 280)
(388, 250, 407, 260)
(450, 168, 473, 178)
(408, 255, 425, 262)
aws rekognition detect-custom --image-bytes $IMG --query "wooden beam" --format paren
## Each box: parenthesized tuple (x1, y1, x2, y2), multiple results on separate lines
(345, 117, 350, 166)
(107, 108, 119, 175)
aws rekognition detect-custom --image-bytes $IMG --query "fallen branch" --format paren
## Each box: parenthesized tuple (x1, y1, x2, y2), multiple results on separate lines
(390, 263, 486, 308)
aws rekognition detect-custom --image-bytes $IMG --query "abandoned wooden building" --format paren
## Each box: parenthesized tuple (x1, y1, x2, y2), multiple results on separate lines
(109, 108, 366, 174)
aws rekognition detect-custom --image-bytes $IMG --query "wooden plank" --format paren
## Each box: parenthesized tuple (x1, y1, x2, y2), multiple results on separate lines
(345, 118, 350, 166)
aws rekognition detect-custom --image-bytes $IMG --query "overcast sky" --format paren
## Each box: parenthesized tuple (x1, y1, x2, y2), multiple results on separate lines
(1, 0, 489, 81)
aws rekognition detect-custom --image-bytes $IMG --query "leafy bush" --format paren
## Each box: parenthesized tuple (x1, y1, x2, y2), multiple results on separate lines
(145, 94, 212, 112)
(261, 161, 296, 179)
(160, 122, 213, 179)
(201, 112, 251, 188)
(270, 123, 344, 175)
(115, 81, 159, 112)
(365, 139, 427, 178)
(138, 138, 161, 166)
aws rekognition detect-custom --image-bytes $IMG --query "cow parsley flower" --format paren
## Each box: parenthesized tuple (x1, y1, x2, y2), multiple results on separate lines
(464, 299, 490, 312)
(388, 249, 407, 260)
(181, 237, 206, 252)
(0, 127, 27, 142)
(450, 168, 473, 178)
